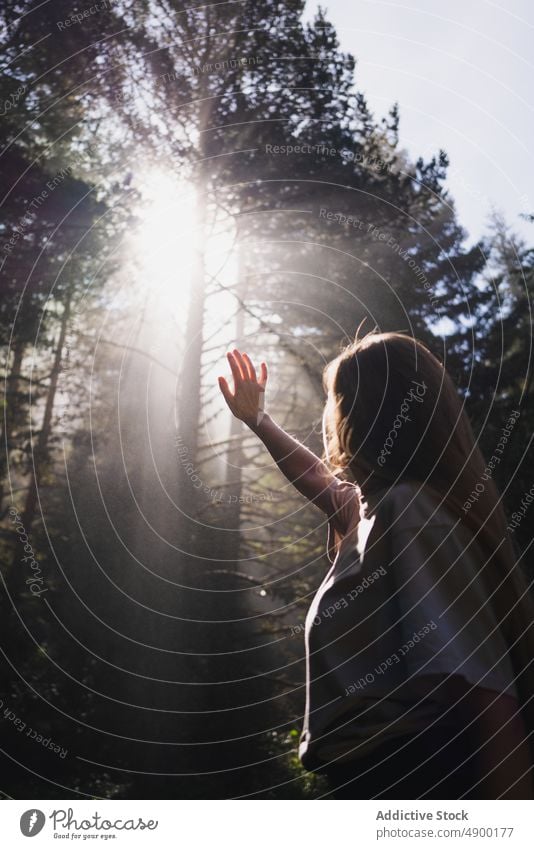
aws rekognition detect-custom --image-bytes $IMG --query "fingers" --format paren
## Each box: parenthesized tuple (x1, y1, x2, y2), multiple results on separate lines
(226, 351, 243, 388)
(227, 348, 267, 388)
(218, 376, 234, 409)
(232, 349, 248, 380)
(242, 352, 257, 382)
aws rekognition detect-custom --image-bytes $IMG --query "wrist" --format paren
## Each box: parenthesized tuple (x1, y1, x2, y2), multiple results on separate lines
(248, 411, 271, 433)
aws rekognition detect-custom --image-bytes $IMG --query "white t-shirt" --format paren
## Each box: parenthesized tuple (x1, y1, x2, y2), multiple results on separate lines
(299, 480, 519, 770)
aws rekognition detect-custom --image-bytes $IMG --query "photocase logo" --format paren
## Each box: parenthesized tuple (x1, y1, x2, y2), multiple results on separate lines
(20, 809, 46, 837)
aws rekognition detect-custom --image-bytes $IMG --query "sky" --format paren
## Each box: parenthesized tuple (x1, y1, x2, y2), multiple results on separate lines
(305, 0, 534, 246)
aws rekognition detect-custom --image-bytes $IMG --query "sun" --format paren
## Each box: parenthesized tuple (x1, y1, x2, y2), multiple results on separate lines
(134, 169, 198, 316)
(132, 167, 239, 329)
(127, 166, 246, 408)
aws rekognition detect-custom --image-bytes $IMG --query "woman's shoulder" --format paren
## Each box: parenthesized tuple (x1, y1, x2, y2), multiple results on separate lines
(329, 477, 363, 517)
(365, 481, 492, 587)
(366, 479, 460, 534)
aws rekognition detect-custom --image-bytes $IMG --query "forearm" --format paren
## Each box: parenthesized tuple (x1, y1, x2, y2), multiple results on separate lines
(248, 413, 339, 515)
(218, 349, 345, 517)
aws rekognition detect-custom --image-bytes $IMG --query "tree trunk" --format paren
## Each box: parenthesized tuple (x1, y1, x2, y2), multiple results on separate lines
(222, 241, 248, 566)
(0, 337, 24, 512)
(175, 173, 209, 556)
(22, 287, 72, 532)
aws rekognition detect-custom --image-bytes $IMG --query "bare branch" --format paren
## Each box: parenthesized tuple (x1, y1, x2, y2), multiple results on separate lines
(77, 333, 179, 377)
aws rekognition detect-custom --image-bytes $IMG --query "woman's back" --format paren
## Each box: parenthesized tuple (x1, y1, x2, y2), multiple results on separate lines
(300, 480, 518, 773)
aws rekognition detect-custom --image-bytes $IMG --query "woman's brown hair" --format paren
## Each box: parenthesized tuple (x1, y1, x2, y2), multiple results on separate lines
(323, 328, 534, 745)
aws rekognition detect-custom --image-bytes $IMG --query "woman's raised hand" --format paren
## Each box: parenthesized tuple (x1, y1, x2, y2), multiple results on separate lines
(218, 349, 268, 428)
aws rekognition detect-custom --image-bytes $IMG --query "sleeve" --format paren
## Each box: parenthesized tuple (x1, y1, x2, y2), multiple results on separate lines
(388, 521, 518, 700)
(325, 480, 362, 563)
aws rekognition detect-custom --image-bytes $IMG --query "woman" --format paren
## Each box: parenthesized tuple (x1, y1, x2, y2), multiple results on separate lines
(218, 331, 534, 799)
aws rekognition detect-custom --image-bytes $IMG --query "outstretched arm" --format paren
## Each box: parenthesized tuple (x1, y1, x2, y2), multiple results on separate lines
(218, 349, 351, 521)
